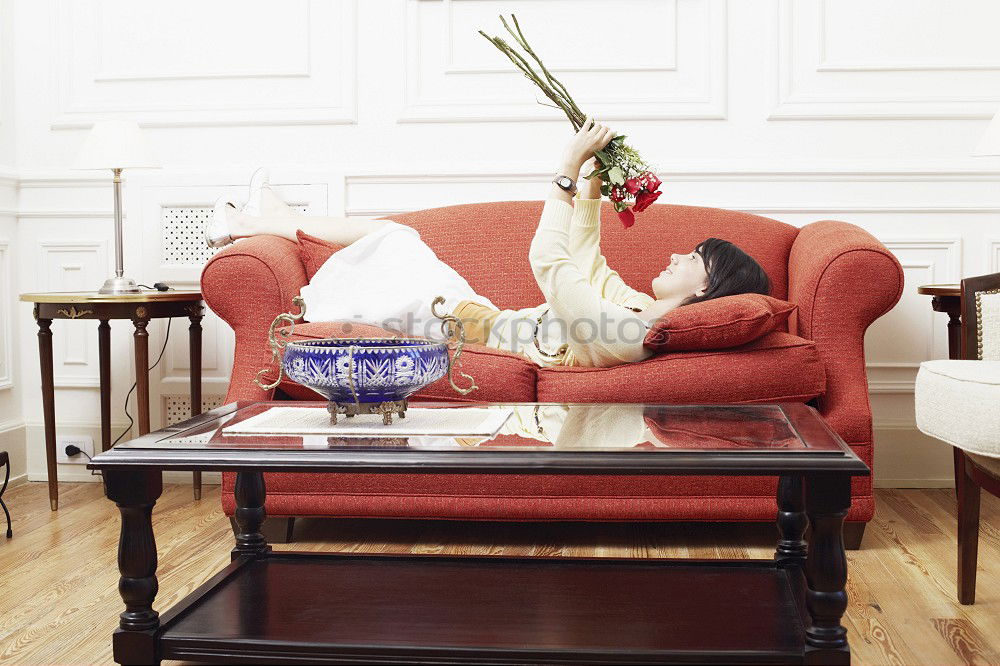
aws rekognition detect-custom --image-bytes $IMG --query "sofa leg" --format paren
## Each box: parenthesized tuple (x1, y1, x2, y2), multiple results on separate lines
(229, 516, 296, 544)
(843, 522, 866, 550)
(954, 448, 981, 605)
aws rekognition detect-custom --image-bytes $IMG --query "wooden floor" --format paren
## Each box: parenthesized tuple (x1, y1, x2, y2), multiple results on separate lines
(0, 482, 998, 665)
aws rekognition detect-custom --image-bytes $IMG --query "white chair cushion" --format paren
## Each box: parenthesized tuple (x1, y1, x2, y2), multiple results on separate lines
(915, 360, 1000, 458)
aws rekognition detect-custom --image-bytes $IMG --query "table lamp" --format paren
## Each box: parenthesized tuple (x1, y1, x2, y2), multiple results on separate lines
(974, 107, 1000, 156)
(73, 120, 160, 294)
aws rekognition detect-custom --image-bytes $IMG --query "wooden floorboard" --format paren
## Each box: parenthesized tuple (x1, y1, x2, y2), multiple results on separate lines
(0, 481, 997, 665)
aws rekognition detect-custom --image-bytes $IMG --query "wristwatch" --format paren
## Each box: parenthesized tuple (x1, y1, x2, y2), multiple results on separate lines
(552, 173, 577, 195)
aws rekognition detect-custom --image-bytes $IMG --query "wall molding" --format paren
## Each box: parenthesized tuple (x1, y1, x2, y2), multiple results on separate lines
(51, 0, 359, 129)
(401, 0, 727, 122)
(771, 0, 1000, 120)
(0, 241, 11, 390)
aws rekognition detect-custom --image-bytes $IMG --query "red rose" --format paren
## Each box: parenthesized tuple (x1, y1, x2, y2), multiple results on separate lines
(624, 177, 642, 195)
(617, 207, 635, 228)
(609, 185, 626, 202)
(640, 171, 662, 191)
(633, 189, 662, 213)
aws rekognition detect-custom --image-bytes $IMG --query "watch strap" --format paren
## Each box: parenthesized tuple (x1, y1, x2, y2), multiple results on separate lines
(552, 174, 577, 194)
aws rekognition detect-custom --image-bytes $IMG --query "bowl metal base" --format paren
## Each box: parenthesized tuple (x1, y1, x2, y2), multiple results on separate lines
(327, 399, 409, 425)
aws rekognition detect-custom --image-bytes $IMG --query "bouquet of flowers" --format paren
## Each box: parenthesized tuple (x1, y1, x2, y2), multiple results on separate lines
(480, 14, 662, 228)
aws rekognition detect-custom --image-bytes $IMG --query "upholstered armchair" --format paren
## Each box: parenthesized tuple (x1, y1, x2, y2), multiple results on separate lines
(916, 272, 1000, 604)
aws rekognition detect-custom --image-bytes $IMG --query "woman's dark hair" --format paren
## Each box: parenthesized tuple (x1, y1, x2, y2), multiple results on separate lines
(681, 237, 770, 306)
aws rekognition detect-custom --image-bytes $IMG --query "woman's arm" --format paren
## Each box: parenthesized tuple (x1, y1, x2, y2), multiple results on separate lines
(550, 116, 614, 205)
(569, 160, 651, 309)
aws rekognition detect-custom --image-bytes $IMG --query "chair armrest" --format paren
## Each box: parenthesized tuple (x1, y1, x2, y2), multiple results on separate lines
(788, 220, 903, 444)
(201, 236, 308, 402)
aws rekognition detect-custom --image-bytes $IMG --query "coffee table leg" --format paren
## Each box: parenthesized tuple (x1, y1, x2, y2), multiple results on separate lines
(775, 474, 807, 567)
(104, 468, 163, 666)
(232, 471, 270, 561)
(804, 474, 851, 665)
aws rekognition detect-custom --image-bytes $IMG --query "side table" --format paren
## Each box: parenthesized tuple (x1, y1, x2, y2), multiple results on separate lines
(917, 283, 961, 359)
(19, 291, 205, 510)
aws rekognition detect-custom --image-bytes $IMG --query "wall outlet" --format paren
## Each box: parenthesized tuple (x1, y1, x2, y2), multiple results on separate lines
(57, 435, 95, 464)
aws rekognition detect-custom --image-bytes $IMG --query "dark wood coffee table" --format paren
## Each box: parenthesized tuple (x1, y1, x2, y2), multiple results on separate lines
(88, 401, 868, 665)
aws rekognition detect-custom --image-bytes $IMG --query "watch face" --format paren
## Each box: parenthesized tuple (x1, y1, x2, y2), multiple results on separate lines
(558, 176, 572, 187)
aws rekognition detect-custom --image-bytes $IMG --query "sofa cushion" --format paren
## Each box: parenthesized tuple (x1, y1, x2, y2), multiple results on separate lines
(296, 230, 343, 281)
(273, 321, 537, 403)
(644, 294, 797, 352)
(537, 331, 825, 404)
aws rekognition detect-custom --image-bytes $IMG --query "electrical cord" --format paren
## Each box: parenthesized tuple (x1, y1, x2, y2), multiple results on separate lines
(112, 318, 173, 447)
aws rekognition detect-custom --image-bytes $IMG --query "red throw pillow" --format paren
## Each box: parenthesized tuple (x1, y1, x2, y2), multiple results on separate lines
(296, 230, 344, 281)
(643, 294, 797, 352)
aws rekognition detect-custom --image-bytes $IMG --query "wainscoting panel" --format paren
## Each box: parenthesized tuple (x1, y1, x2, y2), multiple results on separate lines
(772, 0, 1000, 119)
(401, 0, 727, 122)
(52, 0, 358, 127)
(865, 239, 962, 393)
(36, 239, 109, 388)
(0, 240, 10, 390)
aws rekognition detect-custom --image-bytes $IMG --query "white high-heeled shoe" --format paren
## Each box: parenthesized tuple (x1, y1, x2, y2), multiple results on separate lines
(205, 197, 238, 248)
(242, 167, 271, 216)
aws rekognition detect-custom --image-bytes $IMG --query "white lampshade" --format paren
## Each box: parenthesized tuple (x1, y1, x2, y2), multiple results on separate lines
(73, 120, 161, 170)
(974, 108, 1000, 156)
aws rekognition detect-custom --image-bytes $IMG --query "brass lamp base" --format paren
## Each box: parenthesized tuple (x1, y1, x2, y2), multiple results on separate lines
(98, 276, 141, 295)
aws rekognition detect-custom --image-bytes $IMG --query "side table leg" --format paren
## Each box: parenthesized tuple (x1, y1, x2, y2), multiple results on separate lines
(775, 474, 807, 567)
(99, 320, 112, 451)
(104, 468, 163, 666)
(189, 313, 203, 500)
(946, 310, 962, 360)
(232, 471, 270, 561)
(37, 317, 58, 511)
(804, 474, 851, 665)
(132, 315, 150, 436)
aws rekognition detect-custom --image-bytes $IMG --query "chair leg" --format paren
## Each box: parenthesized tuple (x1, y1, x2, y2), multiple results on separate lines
(954, 448, 981, 605)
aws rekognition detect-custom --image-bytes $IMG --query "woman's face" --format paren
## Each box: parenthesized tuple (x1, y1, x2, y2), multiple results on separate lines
(652, 250, 709, 301)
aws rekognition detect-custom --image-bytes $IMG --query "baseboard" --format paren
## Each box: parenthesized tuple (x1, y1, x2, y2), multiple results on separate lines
(6, 473, 27, 488)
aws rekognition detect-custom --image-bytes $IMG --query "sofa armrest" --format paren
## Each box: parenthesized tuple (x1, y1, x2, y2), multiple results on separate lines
(201, 236, 308, 402)
(788, 220, 903, 444)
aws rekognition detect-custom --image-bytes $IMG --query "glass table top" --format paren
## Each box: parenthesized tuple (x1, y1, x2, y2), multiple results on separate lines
(118, 401, 848, 455)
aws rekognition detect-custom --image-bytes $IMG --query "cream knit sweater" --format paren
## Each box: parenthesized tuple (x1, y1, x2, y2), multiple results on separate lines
(486, 193, 655, 368)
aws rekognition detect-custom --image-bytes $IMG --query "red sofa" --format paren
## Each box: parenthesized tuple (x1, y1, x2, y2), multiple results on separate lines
(201, 200, 902, 545)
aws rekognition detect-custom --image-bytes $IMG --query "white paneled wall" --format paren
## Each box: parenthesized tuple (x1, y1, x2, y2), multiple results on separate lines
(0, 0, 998, 487)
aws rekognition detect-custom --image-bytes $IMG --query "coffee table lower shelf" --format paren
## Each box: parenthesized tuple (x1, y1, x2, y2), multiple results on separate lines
(152, 551, 819, 665)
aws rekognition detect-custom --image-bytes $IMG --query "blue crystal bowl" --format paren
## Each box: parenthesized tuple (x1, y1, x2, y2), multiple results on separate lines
(282, 338, 450, 405)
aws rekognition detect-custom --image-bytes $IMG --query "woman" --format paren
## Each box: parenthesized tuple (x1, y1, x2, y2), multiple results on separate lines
(206, 117, 770, 368)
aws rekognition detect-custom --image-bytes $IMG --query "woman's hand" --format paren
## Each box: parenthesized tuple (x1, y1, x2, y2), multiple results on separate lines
(560, 115, 615, 173)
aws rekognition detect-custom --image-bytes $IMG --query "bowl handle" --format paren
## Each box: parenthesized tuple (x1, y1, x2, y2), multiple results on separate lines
(253, 295, 307, 391)
(431, 296, 478, 396)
